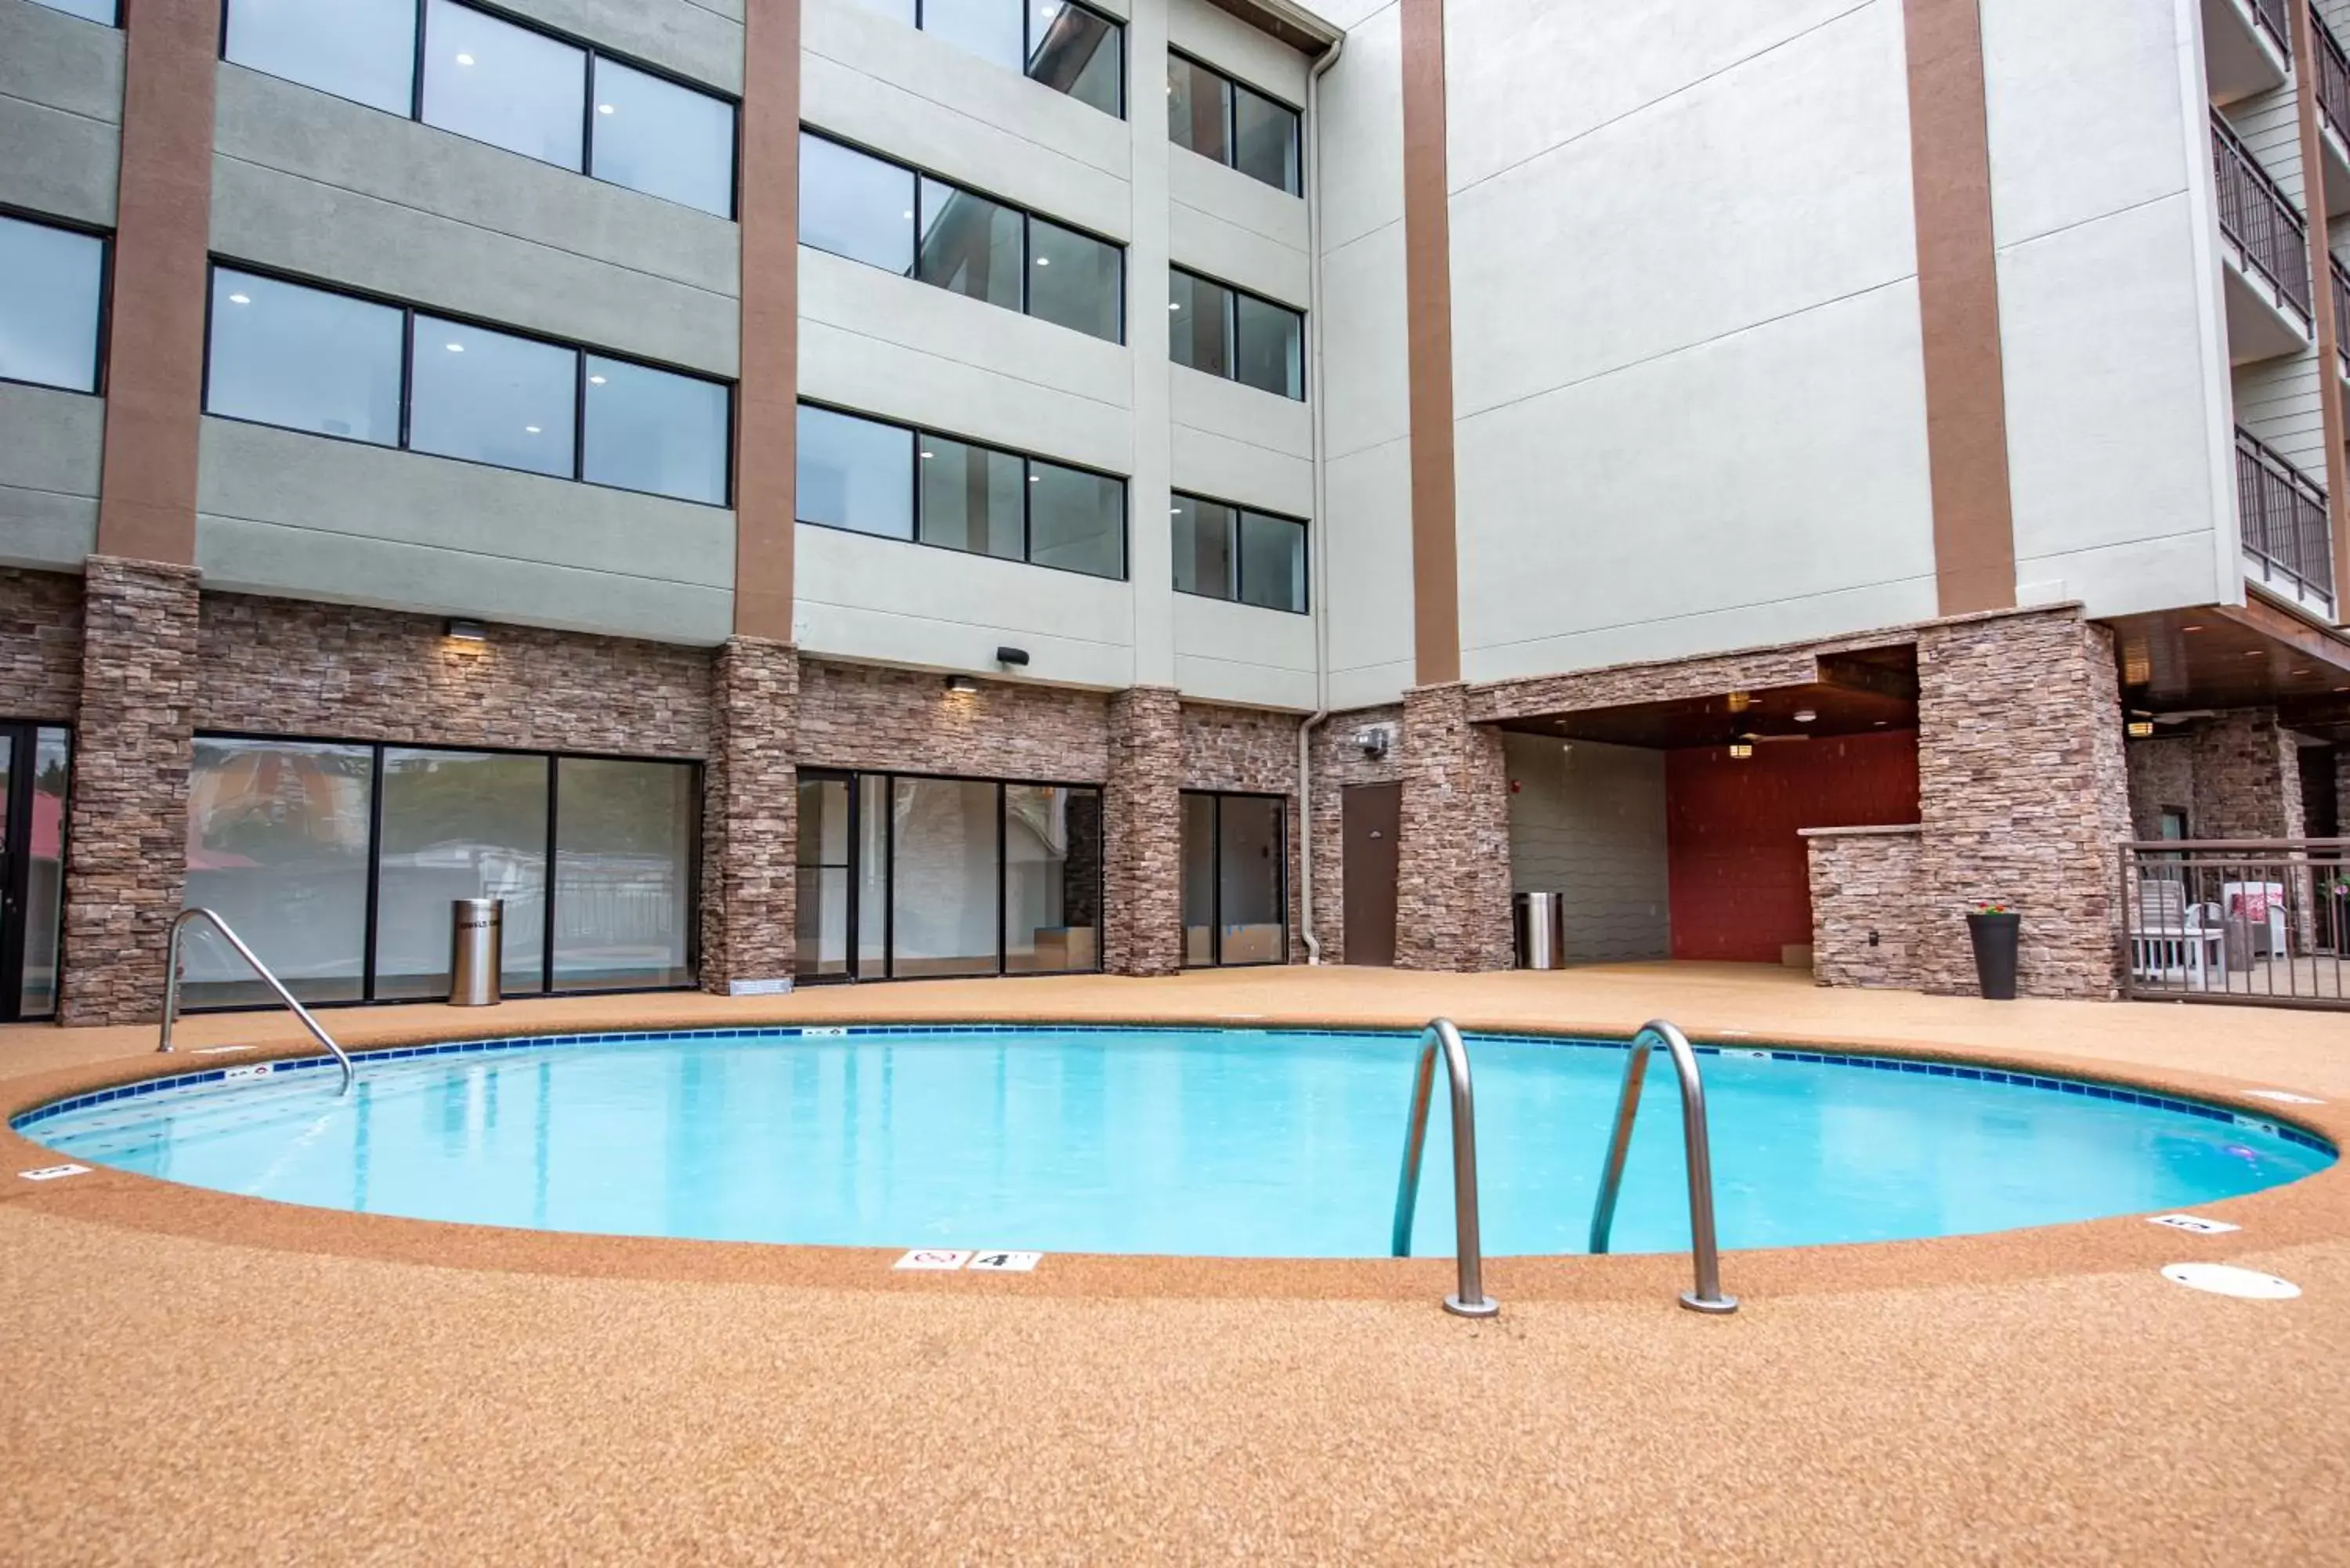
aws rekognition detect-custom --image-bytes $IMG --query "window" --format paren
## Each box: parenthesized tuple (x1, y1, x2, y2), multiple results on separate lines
(222, 0, 738, 217)
(796, 769, 1102, 980)
(183, 736, 699, 1007)
(25, 0, 116, 23)
(2, 725, 73, 1021)
(1172, 493, 1307, 612)
(798, 132, 1124, 342)
(207, 269, 404, 444)
(797, 403, 1127, 580)
(1182, 792, 1288, 966)
(1170, 268, 1304, 399)
(0, 216, 106, 395)
(852, 0, 1123, 116)
(204, 265, 733, 504)
(1169, 51, 1300, 195)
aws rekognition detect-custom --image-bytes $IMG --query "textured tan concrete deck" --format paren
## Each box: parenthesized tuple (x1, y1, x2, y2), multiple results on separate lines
(2, 964, 2346, 1564)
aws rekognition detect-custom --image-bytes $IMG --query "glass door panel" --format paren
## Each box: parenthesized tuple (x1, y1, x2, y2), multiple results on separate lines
(15, 728, 69, 1018)
(1217, 795, 1286, 964)
(373, 749, 548, 999)
(796, 773, 851, 979)
(1180, 793, 1216, 966)
(889, 776, 1000, 977)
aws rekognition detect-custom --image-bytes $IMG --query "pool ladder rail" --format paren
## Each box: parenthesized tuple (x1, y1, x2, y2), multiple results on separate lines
(1391, 1016, 1737, 1317)
(158, 907, 355, 1095)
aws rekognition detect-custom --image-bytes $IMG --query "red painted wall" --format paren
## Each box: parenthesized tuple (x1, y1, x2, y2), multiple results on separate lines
(1666, 732, 1920, 963)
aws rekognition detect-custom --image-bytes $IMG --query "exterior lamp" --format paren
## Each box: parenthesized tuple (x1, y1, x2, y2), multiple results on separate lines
(2126, 720, 2155, 739)
(1727, 737, 1754, 760)
(943, 674, 980, 694)
(444, 618, 488, 643)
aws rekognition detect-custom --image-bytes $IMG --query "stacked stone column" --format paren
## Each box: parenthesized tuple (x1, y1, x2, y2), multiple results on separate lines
(59, 557, 203, 1025)
(1394, 683, 1513, 971)
(1104, 686, 1182, 976)
(700, 637, 798, 995)
(1913, 611, 2131, 999)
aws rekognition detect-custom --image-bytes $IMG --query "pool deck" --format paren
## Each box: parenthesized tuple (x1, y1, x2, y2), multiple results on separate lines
(2, 963, 2346, 1564)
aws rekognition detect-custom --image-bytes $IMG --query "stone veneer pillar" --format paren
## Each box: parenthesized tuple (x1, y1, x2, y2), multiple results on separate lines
(1104, 686, 1182, 976)
(700, 637, 798, 995)
(1913, 611, 2131, 999)
(59, 557, 202, 1025)
(1394, 683, 1513, 971)
(2189, 708, 2306, 840)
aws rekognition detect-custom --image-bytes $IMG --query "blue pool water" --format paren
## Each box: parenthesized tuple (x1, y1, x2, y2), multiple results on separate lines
(16, 1028, 2334, 1258)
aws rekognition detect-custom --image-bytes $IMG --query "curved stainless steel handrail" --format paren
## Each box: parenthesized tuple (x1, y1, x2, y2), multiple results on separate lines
(1589, 1019, 1737, 1313)
(159, 908, 354, 1094)
(1390, 1019, 1499, 1318)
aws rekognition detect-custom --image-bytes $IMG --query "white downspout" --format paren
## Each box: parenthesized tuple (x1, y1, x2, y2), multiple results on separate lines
(1298, 29, 1344, 964)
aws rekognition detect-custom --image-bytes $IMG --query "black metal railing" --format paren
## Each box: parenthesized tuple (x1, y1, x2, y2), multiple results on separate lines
(2251, 0, 2295, 60)
(2213, 113, 2314, 321)
(2335, 255, 2350, 380)
(2234, 427, 2338, 612)
(2124, 840, 2350, 1009)
(2318, 5, 2350, 143)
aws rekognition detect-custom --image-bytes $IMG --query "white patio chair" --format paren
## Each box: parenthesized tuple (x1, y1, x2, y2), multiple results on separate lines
(2128, 880, 2222, 990)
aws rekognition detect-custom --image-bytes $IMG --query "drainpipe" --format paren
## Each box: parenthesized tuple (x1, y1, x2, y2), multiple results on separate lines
(1297, 29, 1345, 964)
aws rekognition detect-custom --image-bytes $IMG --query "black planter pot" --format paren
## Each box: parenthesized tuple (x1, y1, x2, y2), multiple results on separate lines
(1965, 911, 2021, 1000)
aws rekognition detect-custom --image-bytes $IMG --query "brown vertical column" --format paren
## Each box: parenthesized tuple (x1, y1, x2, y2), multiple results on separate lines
(1914, 609, 2128, 999)
(735, 0, 801, 641)
(95, 0, 220, 566)
(1393, 684, 1513, 971)
(1104, 687, 1183, 976)
(2290, 3, 2350, 612)
(59, 558, 203, 1024)
(1904, 0, 2018, 616)
(701, 639, 799, 994)
(1399, 0, 1460, 688)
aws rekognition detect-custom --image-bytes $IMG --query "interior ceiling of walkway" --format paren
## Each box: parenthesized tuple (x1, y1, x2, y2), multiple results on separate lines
(1498, 649, 1918, 750)
(2110, 602, 2350, 743)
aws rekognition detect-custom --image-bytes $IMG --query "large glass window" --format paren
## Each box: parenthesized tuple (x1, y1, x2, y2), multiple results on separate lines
(204, 267, 730, 502)
(410, 314, 578, 478)
(1236, 508, 1308, 612)
(224, 0, 415, 115)
(890, 777, 1002, 977)
(183, 739, 374, 1006)
(919, 435, 1025, 559)
(1170, 52, 1300, 195)
(1, 216, 105, 395)
(421, 0, 586, 170)
(799, 403, 1126, 580)
(1004, 785, 1100, 973)
(1173, 493, 1310, 612)
(801, 132, 1123, 342)
(374, 749, 548, 1000)
(853, 0, 1122, 114)
(801, 134, 916, 273)
(920, 0, 1021, 71)
(1182, 792, 1288, 966)
(2, 726, 72, 1021)
(918, 178, 1023, 312)
(184, 738, 698, 1006)
(583, 355, 730, 505)
(1170, 495, 1233, 601)
(224, 0, 736, 214)
(206, 269, 404, 443)
(28, 0, 118, 21)
(797, 404, 915, 539)
(553, 757, 696, 991)
(588, 56, 736, 219)
(1171, 268, 1303, 400)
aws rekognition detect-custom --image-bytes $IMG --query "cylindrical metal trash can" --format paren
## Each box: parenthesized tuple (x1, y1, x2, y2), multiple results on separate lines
(1513, 891, 1565, 970)
(450, 898, 504, 1006)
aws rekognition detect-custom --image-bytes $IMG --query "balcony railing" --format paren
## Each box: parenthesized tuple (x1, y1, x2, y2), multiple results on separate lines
(2234, 427, 2337, 613)
(2213, 113, 2314, 321)
(2318, 5, 2350, 143)
(2245, 0, 2295, 60)
(2335, 255, 2350, 379)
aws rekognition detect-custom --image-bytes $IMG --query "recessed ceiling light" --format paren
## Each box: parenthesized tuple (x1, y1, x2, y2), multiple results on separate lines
(1792, 709, 1817, 724)
(1029, 474, 1041, 482)
(445, 342, 464, 352)
(1169, 302, 1182, 310)
(588, 374, 606, 385)
(524, 425, 540, 434)
(2182, 623, 2204, 632)
(2243, 650, 2263, 658)
(902, 210, 913, 220)
(1036, 256, 1051, 266)
(455, 52, 475, 65)
(1170, 506, 1181, 514)
(597, 103, 615, 114)
(920, 450, 934, 459)
(227, 292, 251, 305)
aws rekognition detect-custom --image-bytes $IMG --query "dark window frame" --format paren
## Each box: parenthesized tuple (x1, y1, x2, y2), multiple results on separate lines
(0, 717, 74, 1024)
(1170, 490, 1310, 614)
(26, 0, 118, 25)
(1169, 264, 1305, 400)
(1180, 788, 1291, 969)
(801, 128, 1127, 345)
(795, 398, 1130, 582)
(1167, 46, 1301, 196)
(217, 0, 743, 220)
(0, 206, 113, 399)
(795, 765, 1107, 984)
(182, 728, 704, 1013)
(891, 0, 1127, 118)
(201, 257, 737, 508)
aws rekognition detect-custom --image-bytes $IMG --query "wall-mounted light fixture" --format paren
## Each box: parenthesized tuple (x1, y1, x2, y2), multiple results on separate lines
(943, 674, 980, 694)
(995, 646, 1031, 667)
(1726, 691, 1752, 714)
(2126, 720, 2155, 739)
(443, 618, 488, 642)
(1727, 737, 1755, 760)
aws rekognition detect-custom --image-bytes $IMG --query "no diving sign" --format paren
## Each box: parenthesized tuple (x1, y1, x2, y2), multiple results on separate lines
(893, 1248, 1043, 1273)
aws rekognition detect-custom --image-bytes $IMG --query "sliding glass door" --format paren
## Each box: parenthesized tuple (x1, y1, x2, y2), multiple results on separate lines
(0, 724, 71, 1021)
(1180, 790, 1289, 967)
(794, 769, 1103, 982)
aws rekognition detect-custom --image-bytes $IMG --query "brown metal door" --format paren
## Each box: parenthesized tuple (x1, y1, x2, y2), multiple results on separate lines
(1341, 782, 1400, 967)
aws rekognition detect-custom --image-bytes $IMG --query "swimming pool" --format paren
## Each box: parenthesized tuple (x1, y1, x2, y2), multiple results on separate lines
(15, 1026, 2334, 1258)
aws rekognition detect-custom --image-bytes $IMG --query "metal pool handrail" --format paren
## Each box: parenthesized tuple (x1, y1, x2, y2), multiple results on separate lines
(1589, 1019, 1737, 1314)
(159, 908, 354, 1094)
(1391, 1018, 1499, 1318)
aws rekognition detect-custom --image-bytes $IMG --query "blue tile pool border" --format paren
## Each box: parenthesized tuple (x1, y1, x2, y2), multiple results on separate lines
(7, 1023, 2336, 1157)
